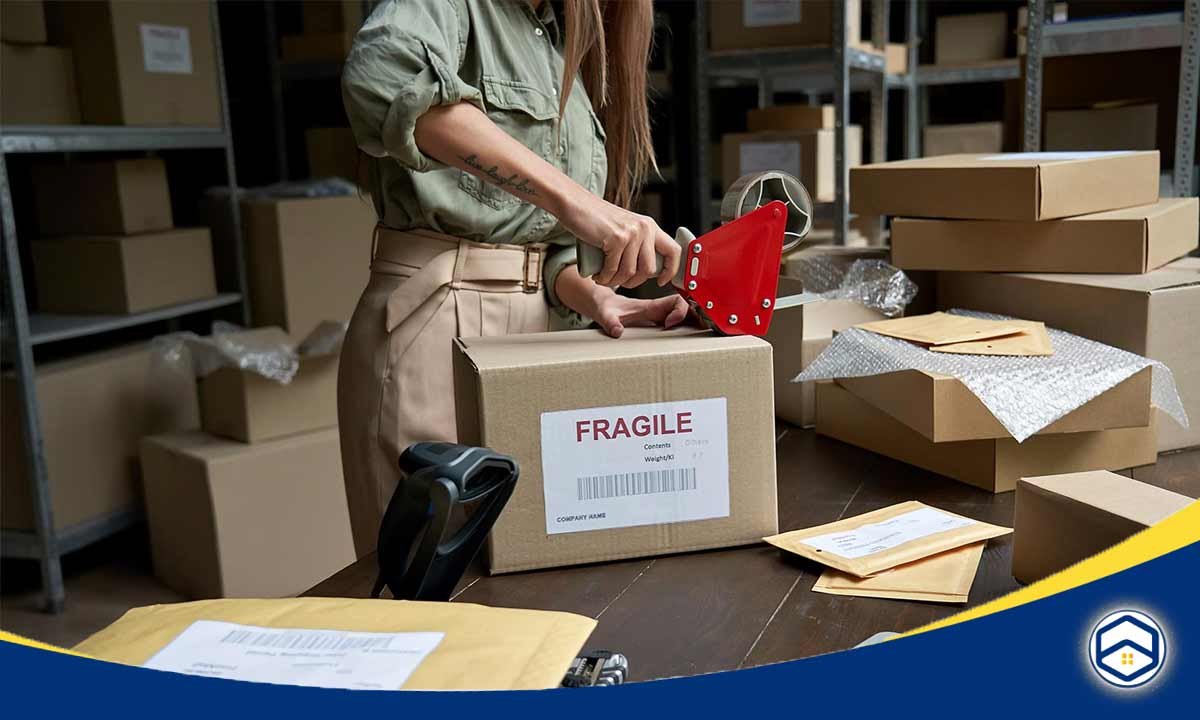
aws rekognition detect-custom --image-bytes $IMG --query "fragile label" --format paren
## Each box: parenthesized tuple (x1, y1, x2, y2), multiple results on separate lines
(740, 141, 802, 180)
(540, 398, 730, 535)
(143, 621, 443, 690)
(743, 0, 802, 28)
(799, 507, 975, 559)
(140, 24, 193, 74)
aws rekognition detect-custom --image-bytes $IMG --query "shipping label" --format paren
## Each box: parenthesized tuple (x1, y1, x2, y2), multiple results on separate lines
(743, 0, 802, 28)
(799, 507, 976, 559)
(141, 23, 193, 74)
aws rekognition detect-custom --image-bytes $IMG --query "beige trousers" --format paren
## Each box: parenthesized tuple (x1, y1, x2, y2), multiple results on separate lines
(338, 227, 551, 556)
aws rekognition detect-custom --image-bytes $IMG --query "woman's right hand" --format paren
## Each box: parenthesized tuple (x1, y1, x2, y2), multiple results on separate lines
(558, 188, 681, 289)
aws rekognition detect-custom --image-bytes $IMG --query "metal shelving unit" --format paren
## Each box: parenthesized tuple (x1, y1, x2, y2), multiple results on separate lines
(0, 2, 248, 613)
(1023, 0, 1200, 199)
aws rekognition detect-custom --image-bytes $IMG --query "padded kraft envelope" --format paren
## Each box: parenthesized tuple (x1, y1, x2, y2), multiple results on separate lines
(930, 319, 1053, 357)
(811, 542, 986, 603)
(857, 312, 1025, 347)
(764, 501, 1011, 577)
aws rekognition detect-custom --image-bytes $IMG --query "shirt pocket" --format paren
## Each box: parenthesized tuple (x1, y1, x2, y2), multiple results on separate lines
(458, 76, 559, 211)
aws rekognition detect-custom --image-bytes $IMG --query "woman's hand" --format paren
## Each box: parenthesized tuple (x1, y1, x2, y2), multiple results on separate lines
(555, 266, 690, 338)
(556, 188, 681, 290)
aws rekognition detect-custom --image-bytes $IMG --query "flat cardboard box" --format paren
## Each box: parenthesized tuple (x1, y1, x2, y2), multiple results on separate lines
(923, 122, 1004, 157)
(199, 327, 339, 444)
(141, 429, 355, 599)
(1, 344, 199, 531)
(1012, 471, 1193, 584)
(33, 228, 216, 315)
(709, 0, 839, 52)
(241, 194, 376, 339)
(723, 128, 863, 203)
(302, 0, 363, 33)
(892, 198, 1199, 274)
(47, 1, 220, 126)
(0, 43, 80, 125)
(454, 328, 778, 573)
(850, 151, 1160, 221)
(747, 104, 835, 132)
(281, 32, 355, 63)
(937, 258, 1200, 451)
(2, 0, 47, 43)
(935, 12, 1007, 65)
(305, 127, 362, 182)
(837, 366, 1152, 443)
(815, 382, 1157, 494)
(32, 157, 172, 237)
(1045, 102, 1157, 152)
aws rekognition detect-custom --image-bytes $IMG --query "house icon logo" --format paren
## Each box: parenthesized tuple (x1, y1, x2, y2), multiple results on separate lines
(1088, 610, 1167, 688)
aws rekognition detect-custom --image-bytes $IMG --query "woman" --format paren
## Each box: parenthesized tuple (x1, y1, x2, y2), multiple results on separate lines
(339, 0, 687, 554)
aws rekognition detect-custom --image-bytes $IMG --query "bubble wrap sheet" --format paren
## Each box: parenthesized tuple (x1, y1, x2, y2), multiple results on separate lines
(795, 258, 917, 317)
(794, 309, 1188, 442)
(150, 321, 346, 385)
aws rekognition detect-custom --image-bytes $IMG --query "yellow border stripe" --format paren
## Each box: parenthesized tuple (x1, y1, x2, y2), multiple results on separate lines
(0, 629, 88, 656)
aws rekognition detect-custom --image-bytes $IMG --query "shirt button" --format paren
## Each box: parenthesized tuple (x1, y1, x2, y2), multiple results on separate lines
(535, 27, 544, 37)
(559, 144, 567, 156)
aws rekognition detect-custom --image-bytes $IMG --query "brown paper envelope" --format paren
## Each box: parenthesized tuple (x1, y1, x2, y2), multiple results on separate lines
(811, 543, 985, 603)
(72, 598, 596, 690)
(764, 500, 1011, 577)
(930, 320, 1053, 356)
(857, 312, 1025, 346)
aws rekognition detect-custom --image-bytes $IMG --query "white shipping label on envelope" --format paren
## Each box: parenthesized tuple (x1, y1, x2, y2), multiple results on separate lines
(744, 0, 802, 27)
(740, 141, 802, 181)
(140, 24, 193, 74)
(143, 621, 443, 690)
(540, 398, 730, 535)
(799, 507, 975, 559)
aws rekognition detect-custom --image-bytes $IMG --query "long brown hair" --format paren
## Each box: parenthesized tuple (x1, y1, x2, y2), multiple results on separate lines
(558, 0, 656, 209)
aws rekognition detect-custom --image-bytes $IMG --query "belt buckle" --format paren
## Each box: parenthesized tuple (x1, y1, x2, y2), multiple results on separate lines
(521, 244, 542, 294)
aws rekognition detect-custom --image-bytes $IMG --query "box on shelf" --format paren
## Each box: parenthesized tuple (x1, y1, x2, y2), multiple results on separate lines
(837, 366, 1152, 443)
(815, 382, 1157, 494)
(709, 0, 852, 52)
(305, 127, 361, 182)
(1044, 102, 1157, 152)
(892, 198, 1198, 274)
(723, 127, 862, 203)
(850, 151, 1160, 221)
(47, 0, 220, 126)
(937, 258, 1200, 451)
(1013, 471, 1193, 584)
(302, 0, 363, 33)
(32, 158, 172, 237)
(141, 429, 355, 599)
(747, 104, 834, 132)
(782, 244, 888, 279)
(2, 344, 199, 531)
(0, 43, 79, 125)
(935, 12, 1007, 66)
(454, 328, 778, 573)
(923, 122, 1003, 157)
(281, 32, 355, 63)
(240, 194, 376, 340)
(199, 327, 339, 444)
(2, 0, 47, 43)
(885, 43, 908, 74)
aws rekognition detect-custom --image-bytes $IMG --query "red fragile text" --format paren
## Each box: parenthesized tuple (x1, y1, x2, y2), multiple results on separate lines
(575, 413, 693, 442)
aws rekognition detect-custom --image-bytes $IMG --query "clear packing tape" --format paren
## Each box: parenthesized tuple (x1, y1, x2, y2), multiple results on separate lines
(151, 321, 347, 385)
(794, 309, 1188, 442)
(794, 258, 917, 317)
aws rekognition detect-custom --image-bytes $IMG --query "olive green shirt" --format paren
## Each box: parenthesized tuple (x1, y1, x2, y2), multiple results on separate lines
(341, 0, 607, 318)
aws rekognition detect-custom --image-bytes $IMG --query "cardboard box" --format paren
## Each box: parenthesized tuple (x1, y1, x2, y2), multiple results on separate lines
(782, 244, 889, 280)
(767, 277, 885, 428)
(199, 327, 339, 444)
(850, 151, 1160, 221)
(33, 228, 216, 315)
(305, 127, 361, 182)
(747, 105, 834, 132)
(815, 382, 1157, 494)
(241, 194, 376, 339)
(723, 127, 862, 203)
(935, 12, 1007, 66)
(923, 122, 1004, 157)
(140, 429, 355, 598)
(301, 0, 363, 33)
(892, 198, 1198, 274)
(47, 1, 220, 126)
(885, 43, 908, 74)
(1012, 471, 1193, 583)
(1045, 102, 1158, 152)
(837, 366, 1152, 443)
(0, 43, 80, 125)
(1, 344, 199, 531)
(454, 328, 778, 573)
(2, 0, 47, 43)
(709, 0, 839, 52)
(281, 32, 355, 63)
(32, 158, 173, 237)
(937, 258, 1200, 451)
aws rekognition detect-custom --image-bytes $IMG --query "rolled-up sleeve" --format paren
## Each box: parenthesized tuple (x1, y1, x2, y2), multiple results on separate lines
(542, 244, 594, 330)
(341, 0, 483, 172)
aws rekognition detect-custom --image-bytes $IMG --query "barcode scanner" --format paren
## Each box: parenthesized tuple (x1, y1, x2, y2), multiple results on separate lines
(372, 442, 519, 601)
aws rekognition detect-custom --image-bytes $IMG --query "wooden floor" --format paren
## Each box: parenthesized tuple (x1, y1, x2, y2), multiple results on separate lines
(307, 427, 1200, 683)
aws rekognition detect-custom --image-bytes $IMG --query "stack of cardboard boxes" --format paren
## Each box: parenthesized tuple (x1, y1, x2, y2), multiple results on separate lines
(1, 0, 79, 125)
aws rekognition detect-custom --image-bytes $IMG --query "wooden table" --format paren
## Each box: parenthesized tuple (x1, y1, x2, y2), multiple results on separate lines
(306, 427, 1200, 682)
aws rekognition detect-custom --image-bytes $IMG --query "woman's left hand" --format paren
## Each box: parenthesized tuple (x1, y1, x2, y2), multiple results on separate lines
(555, 266, 691, 338)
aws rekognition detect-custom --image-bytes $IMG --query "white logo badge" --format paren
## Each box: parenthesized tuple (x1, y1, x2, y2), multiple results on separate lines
(1088, 610, 1166, 688)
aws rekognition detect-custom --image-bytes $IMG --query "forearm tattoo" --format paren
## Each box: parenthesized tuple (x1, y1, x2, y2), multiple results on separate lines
(459, 153, 538, 198)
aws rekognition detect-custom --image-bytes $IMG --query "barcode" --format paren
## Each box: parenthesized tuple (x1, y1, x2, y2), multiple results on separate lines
(577, 468, 697, 501)
(220, 629, 393, 652)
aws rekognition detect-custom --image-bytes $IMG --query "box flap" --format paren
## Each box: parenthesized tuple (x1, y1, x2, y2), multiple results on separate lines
(1010, 262, 1200, 293)
(1022, 470, 1194, 527)
(866, 151, 1157, 170)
